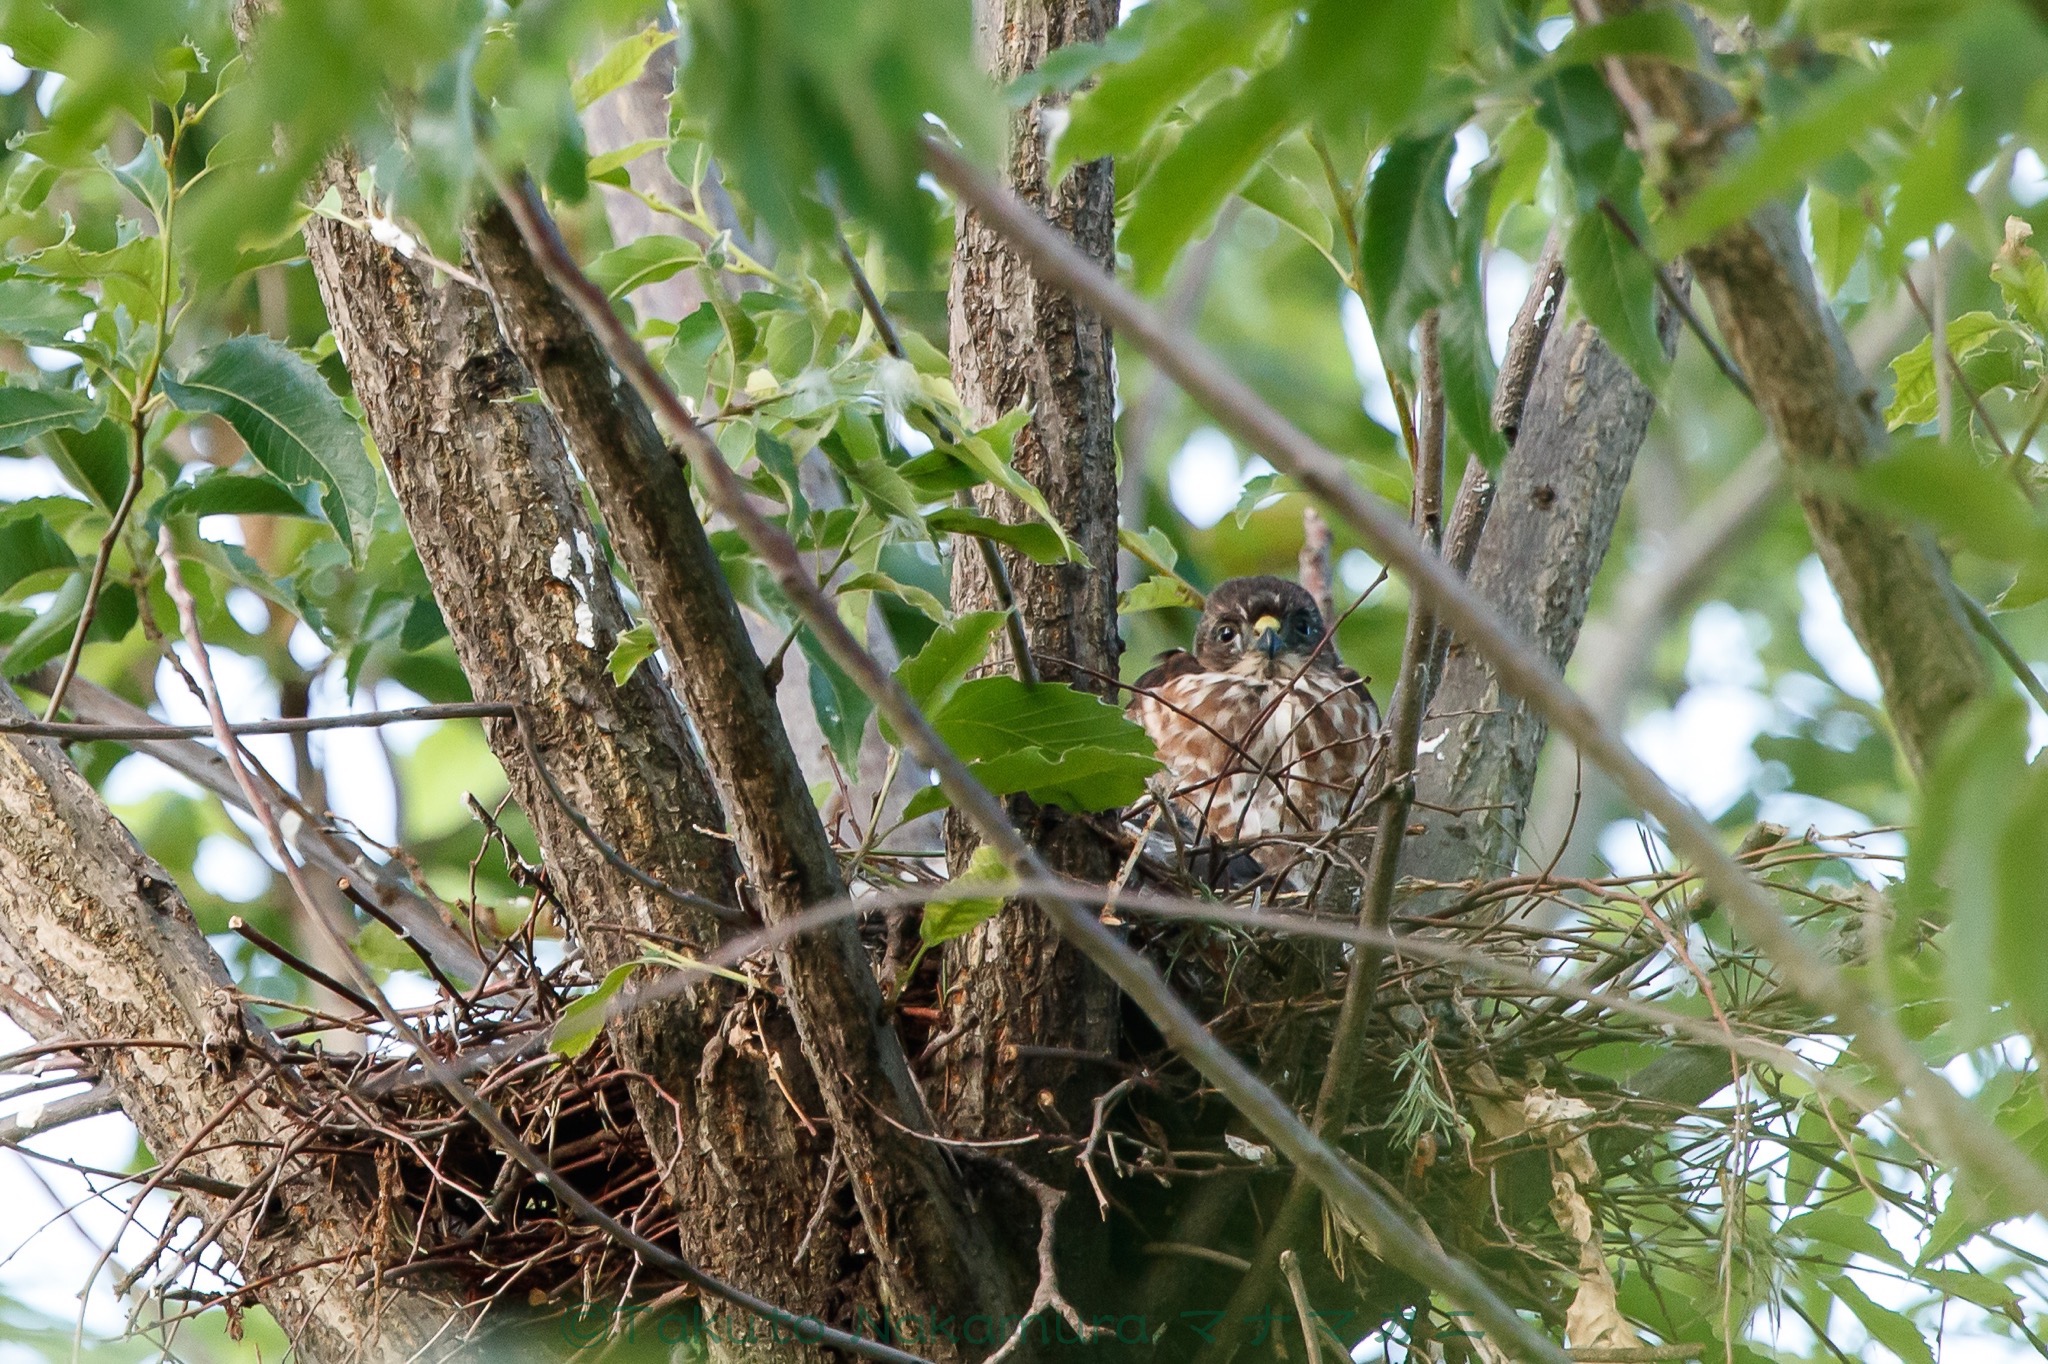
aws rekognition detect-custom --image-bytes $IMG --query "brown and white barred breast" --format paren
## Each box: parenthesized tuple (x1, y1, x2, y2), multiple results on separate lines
(1130, 665, 1381, 854)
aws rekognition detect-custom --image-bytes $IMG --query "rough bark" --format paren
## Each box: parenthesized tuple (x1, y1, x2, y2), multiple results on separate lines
(0, 682, 466, 1361)
(1405, 299, 1681, 890)
(1596, 0, 1988, 775)
(940, 0, 1123, 1145)
(296, 171, 848, 1358)
(466, 201, 1019, 1343)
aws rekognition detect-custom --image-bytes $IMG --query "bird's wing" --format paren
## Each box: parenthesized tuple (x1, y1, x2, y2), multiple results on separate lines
(1131, 648, 1203, 702)
(1335, 664, 1382, 731)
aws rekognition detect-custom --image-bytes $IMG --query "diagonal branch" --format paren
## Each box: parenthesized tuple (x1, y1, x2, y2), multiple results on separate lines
(464, 196, 1020, 1341)
(919, 135, 2048, 1224)
(1588, 0, 1987, 776)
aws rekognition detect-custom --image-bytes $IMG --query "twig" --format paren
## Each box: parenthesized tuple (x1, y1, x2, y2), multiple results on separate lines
(981, 1164, 1106, 1364)
(229, 917, 379, 1018)
(1597, 199, 1753, 403)
(1278, 1250, 1323, 1364)
(1299, 506, 1336, 628)
(1956, 587, 2048, 715)
(496, 168, 1575, 1364)
(923, 134, 2048, 1227)
(1, 700, 517, 741)
(1493, 228, 1565, 442)
(509, 712, 749, 925)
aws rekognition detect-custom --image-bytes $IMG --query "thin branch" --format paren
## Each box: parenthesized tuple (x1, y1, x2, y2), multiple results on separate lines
(495, 170, 1575, 1364)
(1957, 587, 2048, 715)
(1278, 1250, 1324, 1364)
(2, 700, 516, 741)
(921, 134, 2048, 1223)
(1597, 198, 1753, 404)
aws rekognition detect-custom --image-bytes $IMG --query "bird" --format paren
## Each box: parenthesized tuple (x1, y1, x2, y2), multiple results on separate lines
(1127, 575, 1381, 883)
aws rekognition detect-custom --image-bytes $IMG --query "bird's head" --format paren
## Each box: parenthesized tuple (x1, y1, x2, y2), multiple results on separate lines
(1192, 576, 1332, 679)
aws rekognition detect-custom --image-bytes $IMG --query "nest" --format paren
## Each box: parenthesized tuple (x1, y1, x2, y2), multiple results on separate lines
(44, 809, 1910, 1355)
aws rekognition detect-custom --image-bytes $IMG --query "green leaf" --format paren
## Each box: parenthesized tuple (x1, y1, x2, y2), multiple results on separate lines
(1827, 1275, 1935, 1364)
(160, 337, 382, 561)
(0, 511, 77, 596)
(799, 630, 874, 771)
(549, 961, 637, 1059)
(1056, 0, 1294, 172)
(99, 136, 170, 220)
(925, 508, 1072, 566)
(1857, 437, 2046, 563)
(1532, 64, 1638, 212)
(1661, 45, 1946, 256)
(1, 572, 134, 675)
(1122, 67, 1295, 292)
(1546, 11, 1698, 71)
(1119, 525, 1182, 577)
(0, 386, 103, 451)
(1119, 575, 1203, 613)
(586, 236, 707, 299)
(1361, 132, 1457, 380)
(1995, 761, 2048, 1047)
(1781, 1209, 1907, 1268)
(895, 609, 1005, 717)
(1992, 216, 2048, 337)
(607, 622, 659, 685)
(574, 26, 673, 110)
(913, 676, 1161, 816)
(1240, 161, 1332, 255)
(1442, 165, 1507, 469)
(0, 279, 93, 347)
(46, 422, 131, 513)
(1287, 0, 1450, 132)
(1908, 696, 2030, 1045)
(934, 411, 1084, 565)
(587, 136, 667, 186)
(839, 571, 945, 622)
(1884, 313, 2019, 429)
(1566, 208, 1668, 388)
(154, 472, 321, 523)
(921, 844, 1011, 948)
(1809, 187, 1868, 298)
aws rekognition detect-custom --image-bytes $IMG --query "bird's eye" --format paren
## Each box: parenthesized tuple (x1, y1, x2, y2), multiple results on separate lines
(1297, 614, 1320, 638)
(1215, 624, 1237, 644)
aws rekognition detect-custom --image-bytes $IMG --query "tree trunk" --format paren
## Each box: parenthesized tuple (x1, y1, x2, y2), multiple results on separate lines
(1597, 0, 1987, 775)
(297, 171, 850, 1359)
(466, 201, 1019, 1347)
(1405, 297, 1681, 890)
(940, 0, 1124, 1146)
(0, 682, 465, 1360)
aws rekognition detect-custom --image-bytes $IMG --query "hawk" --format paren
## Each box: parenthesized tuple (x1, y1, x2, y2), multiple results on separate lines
(1129, 576, 1381, 881)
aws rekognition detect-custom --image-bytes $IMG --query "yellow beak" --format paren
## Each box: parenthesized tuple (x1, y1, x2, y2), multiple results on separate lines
(1252, 614, 1283, 658)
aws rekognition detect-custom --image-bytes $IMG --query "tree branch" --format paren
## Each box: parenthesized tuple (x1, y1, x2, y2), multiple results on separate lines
(469, 192, 1021, 1343)
(1405, 274, 1682, 891)
(1591, 0, 1988, 775)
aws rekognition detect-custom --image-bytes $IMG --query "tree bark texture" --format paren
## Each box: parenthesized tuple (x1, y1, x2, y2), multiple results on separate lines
(1598, 0, 1988, 775)
(466, 202, 1020, 1344)
(297, 173, 853, 1359)
(939, 0, 1124, 1146)
(1405, 299, 1681, 890)
(0, 682, 466, 1361)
